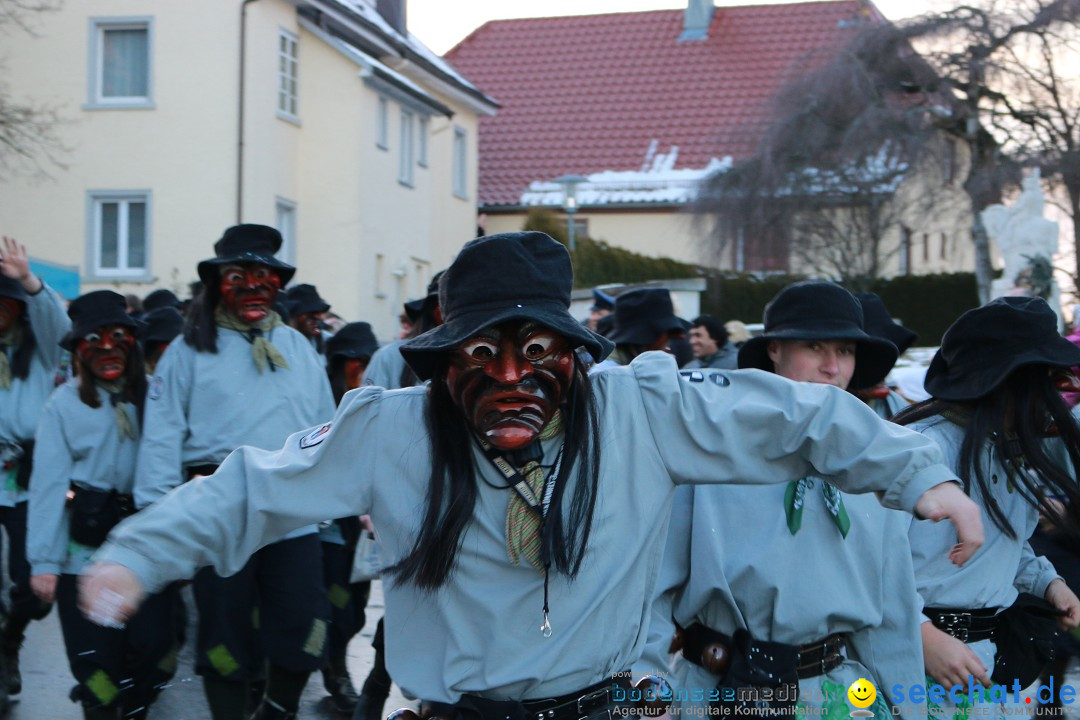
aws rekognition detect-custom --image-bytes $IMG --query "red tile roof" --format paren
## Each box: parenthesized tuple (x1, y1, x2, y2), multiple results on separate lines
(445, 1, 881, 207)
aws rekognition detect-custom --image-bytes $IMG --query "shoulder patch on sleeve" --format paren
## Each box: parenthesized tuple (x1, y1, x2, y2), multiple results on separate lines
(300, 423, 332, 449)
(148, 376, 164, 400)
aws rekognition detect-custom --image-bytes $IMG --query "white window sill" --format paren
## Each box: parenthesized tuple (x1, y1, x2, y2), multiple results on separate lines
(83, 100, 156, 111)
(276, 111, 301, 127)
(83, 272, 156, 284)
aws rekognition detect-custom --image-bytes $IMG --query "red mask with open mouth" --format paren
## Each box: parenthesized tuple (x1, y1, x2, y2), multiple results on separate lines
(446, 320, 575, 450)
(294, 312, 321, 338)
(219, 263, 281, 325)
(0, 298, 22, 335)
(76, 325, 135, 382)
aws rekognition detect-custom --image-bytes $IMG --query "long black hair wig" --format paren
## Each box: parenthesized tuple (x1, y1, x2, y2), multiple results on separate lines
(8, 309, 37, 381)
(183, 282, 221, 353)
(388, 353, 603, 590)
(894, 364, 1080, 539)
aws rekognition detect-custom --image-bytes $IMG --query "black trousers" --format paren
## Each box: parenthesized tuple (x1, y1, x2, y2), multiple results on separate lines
(321, 539, 370, 660)
(57, 574, 182, 711)
(0, 502, 52, 623)
(194, 532, 330, 681)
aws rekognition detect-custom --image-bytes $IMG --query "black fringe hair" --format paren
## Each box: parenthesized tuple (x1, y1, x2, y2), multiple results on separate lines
(183, 283, 221, 353)
(894, 364, 1080, 539)
(76, 343, 149, 426)
(9, 311, 36, 380)
(388, 354, 602, 590)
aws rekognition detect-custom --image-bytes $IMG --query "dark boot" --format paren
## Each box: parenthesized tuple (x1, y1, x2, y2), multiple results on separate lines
(353, 645, 391, 720)
(1, 615, 28, 698)
(351, 692, 389, 720)
(322, 648, 360, 714)
(251, 664, 308, 720)
(82, 706, 121, 720)
(203, 677, 249, 720)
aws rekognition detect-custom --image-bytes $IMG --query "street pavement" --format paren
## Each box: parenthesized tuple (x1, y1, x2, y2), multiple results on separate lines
(9, 580, 410, 719)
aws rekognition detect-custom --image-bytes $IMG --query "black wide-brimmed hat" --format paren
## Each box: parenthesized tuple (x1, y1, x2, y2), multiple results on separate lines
(326, 322, 379, 363)
(285, 284, 330, 317)
(924, 296, 1080, 401)
(400, 232, 613, 380)
(142, 307, 183, 344)
(60, 290, 140, 350)
(0, 276, 29, 305)
(197, 224, 295, 286)
(855, 292, 918, 355)
(606, 288, 690, 345)
(404, 270, 444, 323)
(142, 288, 182, 313)
(737, 281, 898, 390)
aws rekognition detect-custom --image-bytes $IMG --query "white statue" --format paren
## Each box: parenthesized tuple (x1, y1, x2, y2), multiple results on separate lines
(982, 169, 1062, 327)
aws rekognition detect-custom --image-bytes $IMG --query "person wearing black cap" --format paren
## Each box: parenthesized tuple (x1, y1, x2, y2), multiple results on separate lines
(142, 288, 182, 314)
(140, 307, 184, 375)
(132, 225, 335, 720)
(317, 322, 379, 714)
(284, 284, 332, 355)
(585, 288, 614, 333)
(895, 297, 1080, 707)
(852, 292, 918, 419)
(27, 291, 180, 720)
(0, 236, 69, 702)
(365, 271, 443, 390)
(84, 233, 981, 720)
(642, 281, 927, 718)
(593, 287, 689, 369)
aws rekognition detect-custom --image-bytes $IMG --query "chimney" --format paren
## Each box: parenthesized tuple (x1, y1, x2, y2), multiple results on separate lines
(376, 0, 407, 36)
(679, 0, 714, 41)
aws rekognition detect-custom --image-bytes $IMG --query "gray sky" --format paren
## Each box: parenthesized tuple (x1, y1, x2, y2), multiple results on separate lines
(407, 0, 945, 55)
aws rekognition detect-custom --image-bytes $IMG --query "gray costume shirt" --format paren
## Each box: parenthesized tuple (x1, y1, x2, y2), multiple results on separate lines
(0, 282, 69, 507)
(908, 416, 1059, 610)
(28, 380, 138, 575)
(363, 338, 408, 389)
(135, 322, 335, 526)
(640, 482, 925, 713)
(98, 354, 956, 705)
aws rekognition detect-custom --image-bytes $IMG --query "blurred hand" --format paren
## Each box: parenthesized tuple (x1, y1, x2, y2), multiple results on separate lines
(0, 236, 41, 294)
(914, 482, 984, 566)
(78, 563, 146, 628)
(30, 573, 58, 603)
(1045, 579, 1080, 629)
(922, 622, 991, 689)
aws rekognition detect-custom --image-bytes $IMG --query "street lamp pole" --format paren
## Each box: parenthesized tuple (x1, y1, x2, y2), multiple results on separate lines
(554, 174, 587, 252)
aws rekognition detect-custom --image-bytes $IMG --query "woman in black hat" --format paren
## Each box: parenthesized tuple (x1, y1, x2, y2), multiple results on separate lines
(284, 284, 331, 356)
(895, 296, 1080, 704)
(0, 236, 70, 704)
(853, 292, 918, 419)
(649, 281, 925, 718)
(593, 287, 689, 369)
(27, 290, 180, 720)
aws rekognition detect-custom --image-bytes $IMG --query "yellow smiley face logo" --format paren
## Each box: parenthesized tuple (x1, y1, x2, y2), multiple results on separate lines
(847, 678, 877, 709)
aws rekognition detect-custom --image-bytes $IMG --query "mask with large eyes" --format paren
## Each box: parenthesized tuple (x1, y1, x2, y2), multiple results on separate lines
(0, 298, 22, 335)
(446, 320, 576, 450)
(219, 263, 281, 324)
(76, 325, 136, 381)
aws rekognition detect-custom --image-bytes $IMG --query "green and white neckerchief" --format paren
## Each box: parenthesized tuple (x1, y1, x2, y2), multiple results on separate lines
(784, 477, 851, 538)
(214, 308, 289, 374)
(0, 326, 23, 391)
(97, 380, 137, 440)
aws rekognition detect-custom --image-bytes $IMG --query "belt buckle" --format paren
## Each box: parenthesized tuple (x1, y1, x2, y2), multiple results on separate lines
(576, 687, 609, 720)
(940, 613, 971, 642)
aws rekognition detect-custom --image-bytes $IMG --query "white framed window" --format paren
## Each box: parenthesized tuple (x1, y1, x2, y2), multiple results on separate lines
(376, 97, 389, 149)
(275, 198, 297, 265)
(87, 17, 153, 109)
(418, 116, 430, 168)
(399, 109, 415, 187)
(277, 29, 299, 120)
(452, 126, 468, 199)
(86, 191, 151, 280)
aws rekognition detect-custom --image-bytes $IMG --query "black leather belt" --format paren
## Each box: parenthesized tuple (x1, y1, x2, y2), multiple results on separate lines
(683, 624, 847, 680)
(925, 607, 1001, 643)
(422, 676, 628, 720)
